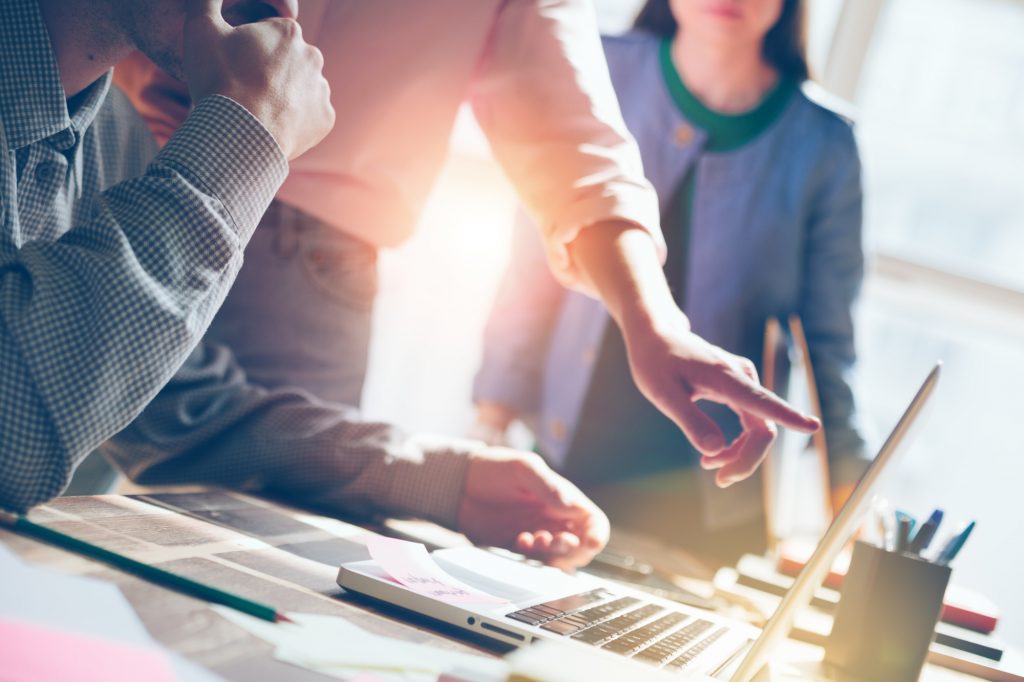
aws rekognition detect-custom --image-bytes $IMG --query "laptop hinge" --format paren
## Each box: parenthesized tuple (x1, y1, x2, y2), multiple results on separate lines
(711, 639, 754, 679)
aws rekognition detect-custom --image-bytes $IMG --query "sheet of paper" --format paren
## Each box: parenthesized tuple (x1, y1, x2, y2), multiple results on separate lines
(0, 539, 222, 682)
(505, 640, 684, 682)
(214, 607, 507, 682)
(0, 616, 177, 682)
(432, 547, 594, 604)
(366, 536, 509, 605)
(0, 544, 153, 646)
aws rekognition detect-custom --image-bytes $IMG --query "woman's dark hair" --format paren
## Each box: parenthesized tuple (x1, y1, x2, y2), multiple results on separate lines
(633, 0, 810, 82)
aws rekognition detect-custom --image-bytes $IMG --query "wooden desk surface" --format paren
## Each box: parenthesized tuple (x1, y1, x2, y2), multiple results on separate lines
(0, 491, 987, 681)
(1, 492, 501, 681)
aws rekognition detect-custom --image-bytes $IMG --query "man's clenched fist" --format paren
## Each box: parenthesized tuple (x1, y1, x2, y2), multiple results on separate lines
(182, 0, 334, 159)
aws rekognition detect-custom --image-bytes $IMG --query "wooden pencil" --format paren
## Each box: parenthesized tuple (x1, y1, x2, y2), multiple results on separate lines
(1, 512, 292, 624)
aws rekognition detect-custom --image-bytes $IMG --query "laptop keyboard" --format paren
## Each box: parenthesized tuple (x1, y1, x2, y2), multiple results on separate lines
(506, 589, 729, 671)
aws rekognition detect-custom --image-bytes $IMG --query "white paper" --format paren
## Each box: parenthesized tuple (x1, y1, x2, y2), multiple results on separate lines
(432, 546, 598, 604)
(366, 536, 509, 605)
(506, 640, 690, 682)
(214, 607, 507, 682)
(0, 539, 222, 682)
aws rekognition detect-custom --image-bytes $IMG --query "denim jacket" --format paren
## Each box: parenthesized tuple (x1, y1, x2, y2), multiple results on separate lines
(474, 32, 869, 488)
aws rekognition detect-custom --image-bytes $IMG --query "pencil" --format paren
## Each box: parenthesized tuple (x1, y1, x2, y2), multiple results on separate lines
(1, 512, 292, 624)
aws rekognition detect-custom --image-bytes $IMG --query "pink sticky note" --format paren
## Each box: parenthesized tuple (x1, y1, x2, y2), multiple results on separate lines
(366, 536, 509, 605)
(0, 617, 177, 682)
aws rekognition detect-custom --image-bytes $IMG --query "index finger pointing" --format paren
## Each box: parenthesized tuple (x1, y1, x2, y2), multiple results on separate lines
(708, 370, 820, 433)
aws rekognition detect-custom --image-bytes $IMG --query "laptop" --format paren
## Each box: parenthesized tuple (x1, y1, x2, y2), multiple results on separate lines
(338, 363, 941, 681)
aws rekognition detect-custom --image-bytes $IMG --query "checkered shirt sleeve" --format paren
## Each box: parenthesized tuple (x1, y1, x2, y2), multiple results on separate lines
(2, 0, 474, 524)
(103, 341, 472, 528)
(0, 95, 287, 513)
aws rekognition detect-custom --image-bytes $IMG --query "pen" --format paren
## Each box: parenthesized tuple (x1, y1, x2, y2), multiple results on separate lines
(936, 521, 976, 566)
(896, 517, 912, 553)
(873, 499, 895, 551)
(908, 508, 944, 555)
(895, 510, 917, 540)
(1, 512, 292, 624)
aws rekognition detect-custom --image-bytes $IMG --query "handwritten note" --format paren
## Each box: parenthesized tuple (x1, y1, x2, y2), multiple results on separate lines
(0, 617, 176, 682)
(366, 536, 509, 605)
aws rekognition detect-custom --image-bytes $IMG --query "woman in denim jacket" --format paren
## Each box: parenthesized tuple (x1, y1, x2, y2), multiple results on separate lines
(473, 0, 869, 564)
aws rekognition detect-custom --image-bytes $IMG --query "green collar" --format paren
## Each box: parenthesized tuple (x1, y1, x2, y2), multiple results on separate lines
(659, 39, 796, 153)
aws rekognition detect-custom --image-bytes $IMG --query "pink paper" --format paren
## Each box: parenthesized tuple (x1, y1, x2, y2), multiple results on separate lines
(0, 617, 177, 682)
(366, 536, 508, 605)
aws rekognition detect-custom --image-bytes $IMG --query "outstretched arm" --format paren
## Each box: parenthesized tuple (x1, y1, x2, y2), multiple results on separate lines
(468, 0, 818, 486)
(568, 222, 820, 487)
(105, 341, 607, 569)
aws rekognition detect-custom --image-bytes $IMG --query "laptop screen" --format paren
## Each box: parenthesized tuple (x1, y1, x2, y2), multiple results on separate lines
(728, 363, 941, 682)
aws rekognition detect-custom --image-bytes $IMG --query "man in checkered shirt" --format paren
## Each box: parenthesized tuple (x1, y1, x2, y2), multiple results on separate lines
(2, 0, 611, 569)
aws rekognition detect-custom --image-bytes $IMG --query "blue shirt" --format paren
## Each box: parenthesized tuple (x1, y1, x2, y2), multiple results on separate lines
(475, 32, 869, 490)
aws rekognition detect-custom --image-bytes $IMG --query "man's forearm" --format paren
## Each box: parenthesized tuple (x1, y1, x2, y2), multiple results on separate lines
(568, 220, 685, 336)
(0, 96, 286, 513)
(103, 342, 472, 527)
(566, 219, 818, 477)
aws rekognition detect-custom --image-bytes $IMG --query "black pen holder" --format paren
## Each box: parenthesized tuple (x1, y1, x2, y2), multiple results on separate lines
(824, 540, 952, 681)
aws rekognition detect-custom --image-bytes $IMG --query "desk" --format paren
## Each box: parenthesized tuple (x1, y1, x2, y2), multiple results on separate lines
(0, 491, 984, 681)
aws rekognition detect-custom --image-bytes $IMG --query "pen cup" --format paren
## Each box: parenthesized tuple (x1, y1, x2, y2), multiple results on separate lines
(824, 540, 951, 681)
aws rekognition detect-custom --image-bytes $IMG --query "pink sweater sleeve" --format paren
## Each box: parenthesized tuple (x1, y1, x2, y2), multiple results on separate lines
(469, 0, 664, 290)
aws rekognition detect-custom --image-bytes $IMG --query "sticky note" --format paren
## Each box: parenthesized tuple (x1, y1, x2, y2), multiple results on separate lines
(0, 617, 177, 682)
(366, 536, 509, 605)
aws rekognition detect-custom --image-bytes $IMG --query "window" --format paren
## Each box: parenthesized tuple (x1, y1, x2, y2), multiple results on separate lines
(858, 0, 1024, 289)
(848, 0, 1024, 645)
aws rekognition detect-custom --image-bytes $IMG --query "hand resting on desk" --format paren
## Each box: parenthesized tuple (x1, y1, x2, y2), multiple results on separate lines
(458, 448, 610, 572)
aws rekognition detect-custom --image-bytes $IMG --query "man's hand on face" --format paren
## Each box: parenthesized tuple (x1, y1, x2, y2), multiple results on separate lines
(181, 0, 334, 160)
(457, 448, 610, 571)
